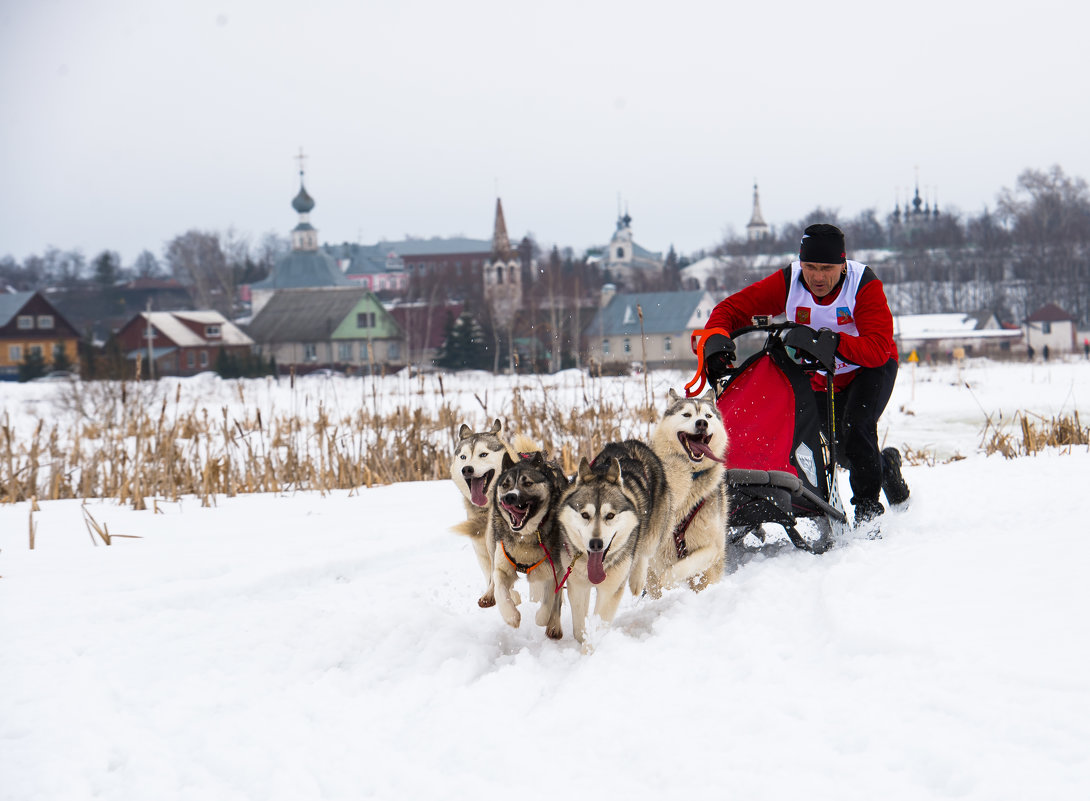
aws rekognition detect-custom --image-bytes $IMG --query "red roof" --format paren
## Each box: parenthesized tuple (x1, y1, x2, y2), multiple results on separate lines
(1026, 303, 1074, 323)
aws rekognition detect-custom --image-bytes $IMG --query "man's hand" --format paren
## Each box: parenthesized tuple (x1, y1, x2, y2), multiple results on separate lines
(703, 333, 736, 382)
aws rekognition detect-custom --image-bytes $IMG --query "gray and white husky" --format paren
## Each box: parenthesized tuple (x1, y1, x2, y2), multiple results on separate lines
(643, 388, 730, 596)
(488, 450, 570, 639)
(449, 420, 509, 608)
(559, 440, 668, 644)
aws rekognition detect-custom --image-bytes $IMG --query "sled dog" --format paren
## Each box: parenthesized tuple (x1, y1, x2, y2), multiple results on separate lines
(488, 450, 570, 639)
(644, 388, 730, 596)
(558, 440, 668, 643)
(450, 420, 510, 607)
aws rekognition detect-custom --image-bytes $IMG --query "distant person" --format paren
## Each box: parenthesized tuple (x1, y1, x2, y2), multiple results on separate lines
(1043, 344, 1050, 362)
(1083, 338, 1088, 360)
(1027, 345, 1035, 362)
(701, 223, 909, 526)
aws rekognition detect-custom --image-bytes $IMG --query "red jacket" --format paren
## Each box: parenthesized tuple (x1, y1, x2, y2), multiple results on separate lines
(705, 264, 898, 390)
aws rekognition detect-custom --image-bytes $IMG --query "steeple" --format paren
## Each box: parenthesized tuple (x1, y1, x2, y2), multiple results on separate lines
(491, 197, 513, 261)
(746, 181, 771, 241)
(291, 147, 318, 252)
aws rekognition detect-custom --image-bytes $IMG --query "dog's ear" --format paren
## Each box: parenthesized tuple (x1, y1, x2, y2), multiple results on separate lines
(577, 456, 594, 483)
(457, 423, 472, 440)
(605, 457, 622, 484)
(702, 388, 716, 403)
(668, 387, 680, 403)
(490, 419, 502, 436)
(500, 450, 516, 473)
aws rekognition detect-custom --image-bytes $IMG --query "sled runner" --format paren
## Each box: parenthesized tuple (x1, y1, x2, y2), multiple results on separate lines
(689, 319, 850, 558)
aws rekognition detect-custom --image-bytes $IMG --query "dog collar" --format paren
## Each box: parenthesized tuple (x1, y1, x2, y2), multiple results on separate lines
(501, 539, 548, 574)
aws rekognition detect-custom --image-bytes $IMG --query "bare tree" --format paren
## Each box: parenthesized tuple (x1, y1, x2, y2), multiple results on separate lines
(165, 230, 231, 314)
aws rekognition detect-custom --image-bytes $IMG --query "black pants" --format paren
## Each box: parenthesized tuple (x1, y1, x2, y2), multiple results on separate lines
(814, 358, 898, 505)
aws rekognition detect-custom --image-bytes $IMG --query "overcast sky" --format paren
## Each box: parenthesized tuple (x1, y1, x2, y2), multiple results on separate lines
(3, 0, 1088, 266)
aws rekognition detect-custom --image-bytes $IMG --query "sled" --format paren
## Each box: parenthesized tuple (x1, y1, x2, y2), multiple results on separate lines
(689, 318, 849, 560)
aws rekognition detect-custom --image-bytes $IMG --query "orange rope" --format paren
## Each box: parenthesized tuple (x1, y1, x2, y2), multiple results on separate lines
(684, 327, 733, 398)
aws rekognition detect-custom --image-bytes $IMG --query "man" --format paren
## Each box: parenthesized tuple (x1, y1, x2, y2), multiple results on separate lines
(702, 223, 909, 525)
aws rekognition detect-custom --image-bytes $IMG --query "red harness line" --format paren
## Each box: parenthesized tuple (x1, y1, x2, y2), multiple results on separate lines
(501, 539, 578, 594)
(673, 498, 706, 559)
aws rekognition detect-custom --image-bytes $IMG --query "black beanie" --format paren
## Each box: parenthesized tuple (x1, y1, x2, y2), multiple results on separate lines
(799, 223, 846, 264)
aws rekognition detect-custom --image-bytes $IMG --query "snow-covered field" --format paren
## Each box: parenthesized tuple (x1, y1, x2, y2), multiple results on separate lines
(2, 358, 1090, 800)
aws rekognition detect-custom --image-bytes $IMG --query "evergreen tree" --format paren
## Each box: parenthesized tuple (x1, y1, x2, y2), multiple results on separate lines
(434, 312, 490, 370)
(51, 345, 73, 373)
(18, 350, 47, 382)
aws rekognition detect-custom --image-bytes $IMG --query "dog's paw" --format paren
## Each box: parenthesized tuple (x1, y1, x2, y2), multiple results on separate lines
(477, 592, 495, 608)
(500, 607, 521, 628)
(546, 624, 563, 640)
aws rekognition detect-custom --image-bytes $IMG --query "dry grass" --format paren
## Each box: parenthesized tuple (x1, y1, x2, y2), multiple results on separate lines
(4, 376, 1084, 508)
(1, 377, 659, 508)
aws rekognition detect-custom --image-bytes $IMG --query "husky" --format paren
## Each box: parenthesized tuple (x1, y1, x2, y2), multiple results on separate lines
(449, 420, 510, 608)
(643, 388, 730, 596)
(488, 450, 570, 639)
(558, 440, 668, 644)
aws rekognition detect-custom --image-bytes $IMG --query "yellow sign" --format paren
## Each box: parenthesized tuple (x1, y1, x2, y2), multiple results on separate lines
(907, 350, 918, 363)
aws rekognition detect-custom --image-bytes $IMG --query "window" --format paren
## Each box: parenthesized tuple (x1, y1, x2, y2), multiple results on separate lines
(199, 351, 208, 368)
(187, 351, 195, 368)
(53, 343, 65, 359)
(602, 339, 610, 355)
(304, 344, 317, 362)
(38, 315, 54, 329)
(1042, 322, 1052, 334)
(9, 345, 22, 361)
(29, 344, 43, 357)
(623, 338, 631, 353)
(357, 312, 376, 328)
(17, 315, 33, 329)
(496, 266, 504, 284)
(616, 247, 624, 259)
(388, 341, 400, 360)
(205, 325, 221, 338)
(664, 336, 672, 353)
(338, 342, 354, 361)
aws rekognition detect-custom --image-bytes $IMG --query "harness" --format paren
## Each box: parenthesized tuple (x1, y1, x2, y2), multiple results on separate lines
(673, 498, 706, 559)
(501, 532, 581, 594)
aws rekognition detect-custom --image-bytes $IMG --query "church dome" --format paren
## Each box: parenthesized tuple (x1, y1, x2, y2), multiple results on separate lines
(292, 184, 315, 214)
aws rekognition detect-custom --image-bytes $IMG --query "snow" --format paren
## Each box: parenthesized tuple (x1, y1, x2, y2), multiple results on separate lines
(3, 359, 1090, 800)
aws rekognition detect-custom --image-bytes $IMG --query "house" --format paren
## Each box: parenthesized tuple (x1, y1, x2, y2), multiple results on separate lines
(246, 286, 404, 374)
(1024, 303, 1077, 354)
(583, 288, 718, 370)
(893, 312, 1023, 360)
(0, 291, 81, 380)
(114, 310, 255, 377)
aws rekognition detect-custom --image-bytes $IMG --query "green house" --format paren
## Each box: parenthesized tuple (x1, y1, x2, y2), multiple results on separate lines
(246, 287, 405, 373)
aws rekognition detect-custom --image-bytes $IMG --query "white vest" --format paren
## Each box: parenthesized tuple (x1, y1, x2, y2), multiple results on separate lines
(784, 259, 867, 376)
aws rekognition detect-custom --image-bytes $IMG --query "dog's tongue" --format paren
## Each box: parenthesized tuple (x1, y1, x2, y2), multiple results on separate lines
(688, 437, 725, 464)
(587, 551, 607, 585)
(469, 477, 488, 507)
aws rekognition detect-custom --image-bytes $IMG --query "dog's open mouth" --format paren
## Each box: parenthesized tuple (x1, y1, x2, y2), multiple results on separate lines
(678, 432, 724, 464)
(500, 497, 535, 531)
(468, 470, 495, 507)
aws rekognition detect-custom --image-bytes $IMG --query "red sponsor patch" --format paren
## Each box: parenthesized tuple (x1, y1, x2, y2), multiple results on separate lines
(795, 306, 811, 325)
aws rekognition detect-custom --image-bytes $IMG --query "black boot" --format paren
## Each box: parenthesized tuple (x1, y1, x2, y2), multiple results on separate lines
(853, 497, 885, 525)
(881, 447, 910, 506)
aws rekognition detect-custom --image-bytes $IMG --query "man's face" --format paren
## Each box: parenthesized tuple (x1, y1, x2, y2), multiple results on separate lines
(800, 261, 844, 299)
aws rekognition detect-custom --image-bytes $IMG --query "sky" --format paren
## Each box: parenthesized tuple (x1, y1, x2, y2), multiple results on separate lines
(3, 0, 1089, 267)
(2, 361, 1089, 799)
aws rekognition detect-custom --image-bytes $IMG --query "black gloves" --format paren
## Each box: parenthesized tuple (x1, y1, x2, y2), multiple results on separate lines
(784, 326, 840, 373)
(703, 333, 736, 383)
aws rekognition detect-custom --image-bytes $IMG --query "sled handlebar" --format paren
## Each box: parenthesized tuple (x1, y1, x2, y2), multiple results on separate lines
(686, 321, 839, 398)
